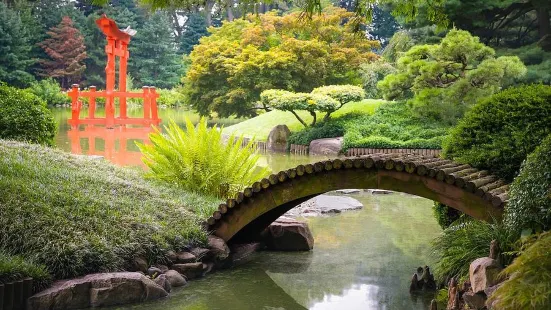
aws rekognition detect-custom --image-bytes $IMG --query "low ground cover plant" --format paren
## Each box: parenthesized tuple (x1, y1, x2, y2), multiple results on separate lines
(0, 251, 51, 292)
(0, 140, 219, 280)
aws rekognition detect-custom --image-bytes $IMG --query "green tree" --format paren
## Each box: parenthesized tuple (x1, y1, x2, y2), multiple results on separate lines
(179, 13, 209, 54)
(378, 29, 527, 123)
(183, 8, 379, 117)
(130, 11, 182, 88)
(0, 2, 35, 87)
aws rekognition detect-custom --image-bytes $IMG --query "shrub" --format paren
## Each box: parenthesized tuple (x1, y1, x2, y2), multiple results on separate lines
(505, 135, 551, 234)
(342, 102, 449, 150)
(488, 232, 551, 309)
(0, 84, 57, 146)
(359, 60, 397, 99)
(28, 78, 70, 106)
(0, 141, 219, 280)
(431, 219, 516, 283)
(0, 251, 51, 292)
(287, 113, 362, 145)
(138, 118, 270, 198)
(156, 88, 186, 108)
(432, 202, 464, 230)
(443, 84, 551, 181)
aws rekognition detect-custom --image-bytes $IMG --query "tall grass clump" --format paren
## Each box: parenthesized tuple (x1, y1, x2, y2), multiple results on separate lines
(138, 117, 270, 198)
(431, 219, 516, 283)
(0, 140, 219, 280)
(0, 251, 51, 292)
(488, 231, 551, 309)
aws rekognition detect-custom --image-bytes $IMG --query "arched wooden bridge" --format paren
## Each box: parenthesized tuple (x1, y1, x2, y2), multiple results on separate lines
(207, 154, 509, 243)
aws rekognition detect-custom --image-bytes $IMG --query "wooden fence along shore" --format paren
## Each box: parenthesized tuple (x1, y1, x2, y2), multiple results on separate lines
(346, 148, 441, 157)
(0, 278, 34, 310)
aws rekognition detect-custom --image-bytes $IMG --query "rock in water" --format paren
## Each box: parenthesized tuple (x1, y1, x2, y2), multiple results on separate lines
(27, 272, 168, 310)
(463, 291, 487, 310)
(309, 137, 343, 156)
(262, 218, 314, 251)
(267, 125, 291, 152)
(469, 257, 503, 293)
(171, 263, 205, 280)
(164, 270, 187, 288)
(153, 274, 171, 293)
(285, 194, 363, 217)
(207, 235, 230, 262)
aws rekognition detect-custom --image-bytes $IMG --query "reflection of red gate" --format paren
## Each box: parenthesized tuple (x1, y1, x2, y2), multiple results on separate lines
(68, 125, 153, 167)
(68, 14, 160, 128)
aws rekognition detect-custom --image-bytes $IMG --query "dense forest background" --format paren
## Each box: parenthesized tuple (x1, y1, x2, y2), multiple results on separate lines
(1, 0, 549, 91)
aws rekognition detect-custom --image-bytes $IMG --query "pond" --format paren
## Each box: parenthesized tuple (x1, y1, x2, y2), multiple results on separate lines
(51, 107, 442, 310)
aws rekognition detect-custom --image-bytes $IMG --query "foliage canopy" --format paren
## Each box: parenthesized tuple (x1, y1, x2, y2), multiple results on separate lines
(183, 8, 379, 117)
(505, 134, 551, 234)
(443, 84, 551, 181)
(378, 29, 527, 123)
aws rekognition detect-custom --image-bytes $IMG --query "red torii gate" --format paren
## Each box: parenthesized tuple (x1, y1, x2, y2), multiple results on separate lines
(68, 15, 160, 128)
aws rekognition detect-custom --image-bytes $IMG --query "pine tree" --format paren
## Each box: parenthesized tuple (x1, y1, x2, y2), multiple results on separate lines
(180, 13, 209, 54)
(0, 2, 35, 87)
(130, 11, 182, 89)
(39, 16, 87, 88)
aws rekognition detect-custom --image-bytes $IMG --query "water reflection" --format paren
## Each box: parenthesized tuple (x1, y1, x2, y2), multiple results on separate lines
(310, 284, 381, 310)
(68, 124, 153, 166)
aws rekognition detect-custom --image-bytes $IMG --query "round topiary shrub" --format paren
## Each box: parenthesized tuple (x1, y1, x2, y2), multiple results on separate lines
(505, 134, 551, 234)
(0, 84, 57, 145)
(443, 84, 551, 181)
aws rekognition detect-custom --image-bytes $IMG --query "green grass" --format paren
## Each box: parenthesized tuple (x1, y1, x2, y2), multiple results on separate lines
(0, 140, 220, 281)
(0, 250, 51, 291)
(223, 99, 384, 140)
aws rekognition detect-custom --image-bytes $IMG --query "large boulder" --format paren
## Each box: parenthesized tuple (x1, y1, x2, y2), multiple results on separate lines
(309, 137, 343, 156)
(262, 217, 314, 251)
(164, 270, 187, 288)
(285, 194, 363, 217)
(463, 291, 487, 310)
(174, 252, 197, 264)
(171, 262, 204, 280)
(469, 257, 503, 293)
(267, 125, 291, 152)
(27, 272, 168, 310)
(207, 235, 230, 262)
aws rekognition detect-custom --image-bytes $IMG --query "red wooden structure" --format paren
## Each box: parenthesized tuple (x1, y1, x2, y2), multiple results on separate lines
(68, 15, 160, 128)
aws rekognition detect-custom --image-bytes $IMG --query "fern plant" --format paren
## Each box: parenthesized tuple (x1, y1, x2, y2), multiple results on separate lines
(138, 117, 270, 198)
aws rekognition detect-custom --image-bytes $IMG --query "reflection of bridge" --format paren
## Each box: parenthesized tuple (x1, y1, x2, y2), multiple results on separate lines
(68, 125, 153, 166)
(208, 154, 510, 243)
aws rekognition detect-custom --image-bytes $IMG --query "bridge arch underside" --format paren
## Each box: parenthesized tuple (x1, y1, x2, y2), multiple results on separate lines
(209, 157, 507, 244)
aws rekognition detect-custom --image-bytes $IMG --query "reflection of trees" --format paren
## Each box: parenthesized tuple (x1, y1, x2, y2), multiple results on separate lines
(264, 193, 439, 310)
(120, 266, 307, 310)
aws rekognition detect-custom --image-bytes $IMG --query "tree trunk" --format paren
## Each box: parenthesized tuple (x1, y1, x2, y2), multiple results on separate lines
(226, 0, 234, 21)
(290, 110, 308, 127)
(206, 0, 215, 26)
(309, 111, 317, 126)
(536, 7, 550, 39)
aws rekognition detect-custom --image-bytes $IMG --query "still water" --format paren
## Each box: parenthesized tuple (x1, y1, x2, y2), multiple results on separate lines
(52, 107, 442, 310)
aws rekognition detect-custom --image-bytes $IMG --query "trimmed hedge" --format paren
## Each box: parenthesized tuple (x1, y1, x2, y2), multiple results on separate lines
(505, 134, 551, 234)
(443, 84, 551, 181)
(0, 84, 57, 146)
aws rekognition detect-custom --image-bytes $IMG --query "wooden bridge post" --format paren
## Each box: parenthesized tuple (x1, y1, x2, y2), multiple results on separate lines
(150, 87, 159, 124)
(105, 37, 116, 128)
(88, 86, 96, 119)
(118, 41, 129, 119)
(142, 86, 151, 121)
(69, 84, 80, 126)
